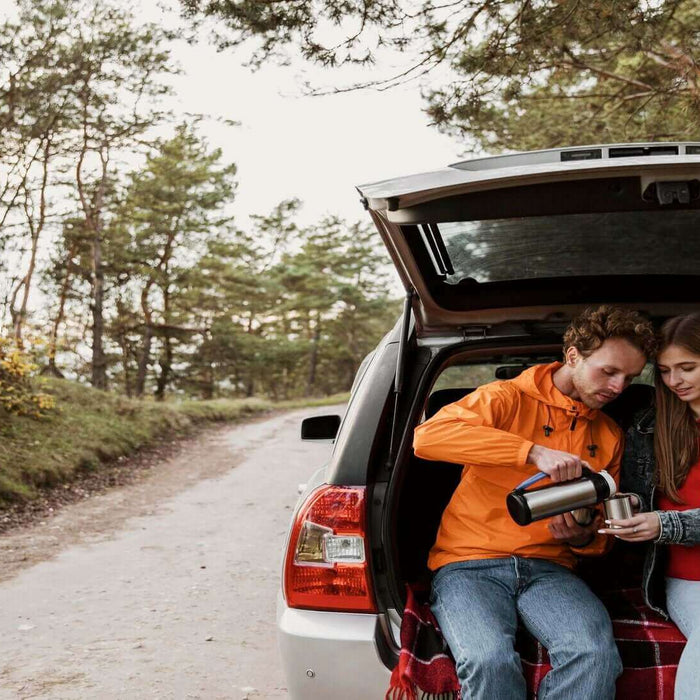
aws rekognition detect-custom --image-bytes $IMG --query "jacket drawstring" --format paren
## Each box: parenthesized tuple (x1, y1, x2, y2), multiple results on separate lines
(587, 422, 598, 458)
(548, 404, 597, 458)
(569, 405, 578, 431)
(543, 405, 553, 437)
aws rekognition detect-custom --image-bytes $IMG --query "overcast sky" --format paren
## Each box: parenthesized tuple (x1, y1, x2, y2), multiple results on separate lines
(144, 0, 462, 227)
(0, 0, 469, 314)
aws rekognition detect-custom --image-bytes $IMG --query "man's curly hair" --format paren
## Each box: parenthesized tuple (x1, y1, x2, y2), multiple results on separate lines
(563, 305, 657, 360)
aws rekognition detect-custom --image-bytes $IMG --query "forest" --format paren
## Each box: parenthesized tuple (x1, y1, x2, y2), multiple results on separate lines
(0, 0, 398, 412)
(6, 0, 700, 412)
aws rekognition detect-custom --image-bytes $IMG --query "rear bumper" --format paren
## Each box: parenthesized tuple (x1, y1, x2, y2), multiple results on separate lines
(277, 595, 392, 699)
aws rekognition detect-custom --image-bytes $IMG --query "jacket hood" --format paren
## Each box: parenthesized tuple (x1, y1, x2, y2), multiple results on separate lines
(511, 362, 598, 420)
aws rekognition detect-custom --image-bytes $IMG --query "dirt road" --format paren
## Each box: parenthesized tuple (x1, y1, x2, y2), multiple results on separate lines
(0, 406, 343, 699)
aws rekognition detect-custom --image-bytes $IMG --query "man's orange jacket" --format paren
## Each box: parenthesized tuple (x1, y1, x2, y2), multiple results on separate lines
(413, 362, 623, 571)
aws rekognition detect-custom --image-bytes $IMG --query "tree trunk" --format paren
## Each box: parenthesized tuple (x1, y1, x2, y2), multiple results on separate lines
(154, 335, 172, 401)
(201, 364, 214, 400)
(76, 135, 109, 391)
(8, 278, 24, 341)
(122, 340, 132, 397)
(90, 231, 107, 389)
(13, 245, 36, 348)
(154, 283, 172, 401)
(118, 330, 132, 398)
(245, 311, 256, 396)
(13, 137, 51, 347)
(135, 277, 156, 397)
(305, 314, 321, 396)
(135, 324, 152, 397)
(46, 240, 77, 377)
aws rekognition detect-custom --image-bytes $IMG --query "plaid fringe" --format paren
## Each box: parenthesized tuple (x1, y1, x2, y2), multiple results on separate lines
(385, 685, 456, 700)
(386, 665, 417, 700)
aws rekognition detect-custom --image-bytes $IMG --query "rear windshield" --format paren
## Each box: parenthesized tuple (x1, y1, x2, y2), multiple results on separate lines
(428, 210, 698, 285)
(399, 176, 700, 310)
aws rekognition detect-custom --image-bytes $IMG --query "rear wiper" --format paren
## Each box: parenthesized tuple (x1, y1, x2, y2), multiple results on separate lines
(419, 223, 455, 276)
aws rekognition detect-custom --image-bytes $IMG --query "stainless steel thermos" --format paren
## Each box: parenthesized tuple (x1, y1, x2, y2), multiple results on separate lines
(507, 468, 617, 526)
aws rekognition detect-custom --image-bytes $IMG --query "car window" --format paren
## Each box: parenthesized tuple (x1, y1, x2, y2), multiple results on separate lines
(350, 350, 375, 396)
(632, 363, 654, 386)
(327, 349, 378, 457)
(425, 210, 700, 285)
(432, 360, 655, 392)
(432, 363, 508, 391)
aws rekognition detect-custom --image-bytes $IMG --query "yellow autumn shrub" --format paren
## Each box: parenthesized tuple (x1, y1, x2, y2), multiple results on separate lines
(0, 337, 55, 418)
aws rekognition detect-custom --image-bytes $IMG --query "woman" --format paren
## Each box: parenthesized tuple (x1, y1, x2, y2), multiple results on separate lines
(599, 313, 700, 699)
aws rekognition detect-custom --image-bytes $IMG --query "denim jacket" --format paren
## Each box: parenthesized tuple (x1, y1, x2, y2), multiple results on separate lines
(622, 405, 700, 618)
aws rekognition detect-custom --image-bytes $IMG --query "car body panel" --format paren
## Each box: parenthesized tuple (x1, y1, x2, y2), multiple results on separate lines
(325, 326, 401, 486)
(277, 597, 391, 699)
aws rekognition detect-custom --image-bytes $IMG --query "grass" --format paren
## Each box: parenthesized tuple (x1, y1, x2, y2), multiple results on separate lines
(0, 377, 348, 507)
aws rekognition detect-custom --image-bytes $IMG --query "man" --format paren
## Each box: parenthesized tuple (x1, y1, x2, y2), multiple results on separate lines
(413, 305, 657, 699)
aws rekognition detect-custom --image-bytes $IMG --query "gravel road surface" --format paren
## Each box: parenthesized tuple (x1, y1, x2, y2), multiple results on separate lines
(0, 405, 343, 699)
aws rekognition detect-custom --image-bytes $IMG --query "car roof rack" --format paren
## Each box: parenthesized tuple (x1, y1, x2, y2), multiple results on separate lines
(450, 142, 700, 172)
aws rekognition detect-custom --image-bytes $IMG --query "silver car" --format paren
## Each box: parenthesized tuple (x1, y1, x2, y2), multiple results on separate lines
(277, 143, 700, 698)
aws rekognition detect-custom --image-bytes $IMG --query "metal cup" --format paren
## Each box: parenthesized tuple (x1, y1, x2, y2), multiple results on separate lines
(603, 494, 634, 526)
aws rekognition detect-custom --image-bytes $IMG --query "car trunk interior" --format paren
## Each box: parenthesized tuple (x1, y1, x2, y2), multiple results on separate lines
(383, 339, 656, 613)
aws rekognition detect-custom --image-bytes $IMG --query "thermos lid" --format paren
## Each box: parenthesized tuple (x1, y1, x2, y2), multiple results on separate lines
(506, 491, 531, 526)
(598, 469, 617, 497)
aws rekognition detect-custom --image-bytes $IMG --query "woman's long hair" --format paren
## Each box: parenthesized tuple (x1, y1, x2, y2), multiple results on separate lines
(655, 313, 700, 503)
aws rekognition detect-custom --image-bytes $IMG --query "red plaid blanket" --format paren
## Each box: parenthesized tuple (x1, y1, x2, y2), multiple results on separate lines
(386, 585, 460, 700)
(387, 583, 686, 700)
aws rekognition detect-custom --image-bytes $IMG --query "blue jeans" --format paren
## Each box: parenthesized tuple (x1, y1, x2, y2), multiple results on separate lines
(666, 577, 700, 700)
(430, 557, 622, 700)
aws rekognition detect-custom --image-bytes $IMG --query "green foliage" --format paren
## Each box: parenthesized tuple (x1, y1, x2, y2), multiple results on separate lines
(109, 122, 238, 398)
(0, 377, 349, 505)
(1, 0, 178, 383)
(1, 0, 400, 404)
(181, 0, 403, 67)
(0, 377, 272, 505)
(183, 203, 399, 400)
(182, 0, 700, 149)
(422, 0, 700, 148)
(0, 337, 54, 418)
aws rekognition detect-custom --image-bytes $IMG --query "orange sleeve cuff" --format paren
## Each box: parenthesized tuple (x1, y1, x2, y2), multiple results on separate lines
(517, 439, 535, 468)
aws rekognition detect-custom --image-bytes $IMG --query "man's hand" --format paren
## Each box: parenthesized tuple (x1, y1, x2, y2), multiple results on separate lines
(527, 444, 590, 482)
(548, 511, 601, 546)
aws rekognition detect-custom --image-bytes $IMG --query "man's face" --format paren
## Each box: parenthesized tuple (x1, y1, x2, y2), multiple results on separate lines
(568, 337, 647, 409)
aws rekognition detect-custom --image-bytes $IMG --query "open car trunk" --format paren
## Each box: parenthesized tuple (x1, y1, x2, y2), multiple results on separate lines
(358, 145, 700, 339)
(357, 145, 700, 694)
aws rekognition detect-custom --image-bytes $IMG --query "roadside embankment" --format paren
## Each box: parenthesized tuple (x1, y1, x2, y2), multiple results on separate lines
(0, 377, 348, 507)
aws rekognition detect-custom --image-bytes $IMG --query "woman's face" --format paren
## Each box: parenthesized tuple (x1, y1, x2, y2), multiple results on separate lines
(657, 344, 700, 409)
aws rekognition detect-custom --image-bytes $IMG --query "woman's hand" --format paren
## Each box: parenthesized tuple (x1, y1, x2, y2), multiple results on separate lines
(597, 511, 661, 541)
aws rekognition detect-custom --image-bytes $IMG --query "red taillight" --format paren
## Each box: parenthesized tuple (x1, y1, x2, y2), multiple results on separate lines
(284, 485, 377, 613)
